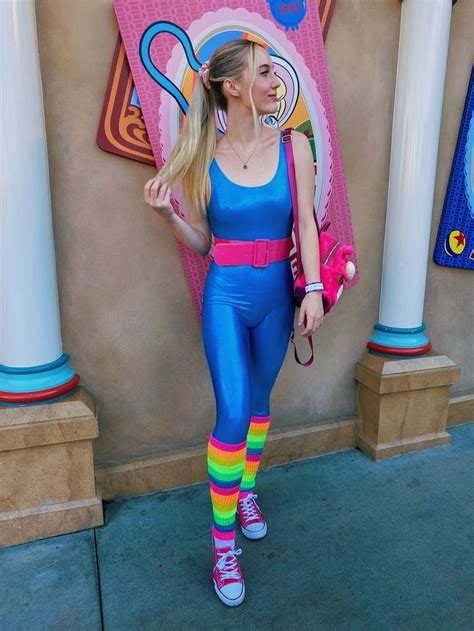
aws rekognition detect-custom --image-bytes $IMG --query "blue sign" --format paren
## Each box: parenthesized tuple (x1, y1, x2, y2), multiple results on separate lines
(433, 67, 474, 270)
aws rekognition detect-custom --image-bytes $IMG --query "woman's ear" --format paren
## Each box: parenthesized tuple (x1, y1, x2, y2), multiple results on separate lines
(223, 78, 240, 98)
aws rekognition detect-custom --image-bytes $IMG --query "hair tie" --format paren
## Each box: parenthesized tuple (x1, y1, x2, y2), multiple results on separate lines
(198, 60, 211, 90)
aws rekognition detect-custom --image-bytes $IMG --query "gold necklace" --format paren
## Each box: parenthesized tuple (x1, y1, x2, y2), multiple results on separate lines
(224, 135, 260, 169)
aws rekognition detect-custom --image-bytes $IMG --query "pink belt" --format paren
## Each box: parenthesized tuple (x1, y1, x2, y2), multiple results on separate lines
(212, 236, 293, 268)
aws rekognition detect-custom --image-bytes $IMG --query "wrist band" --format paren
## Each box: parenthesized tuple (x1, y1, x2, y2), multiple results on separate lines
(305, 281, 324, 293)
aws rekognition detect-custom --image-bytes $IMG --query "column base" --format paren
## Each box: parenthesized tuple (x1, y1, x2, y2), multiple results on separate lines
(354, 350, 460, 461)
(0, 495, 104, 548)
(357, 429, 451, 461)
(0, 386, 104, 547)
(367, 322, 432, 356)
(0, 353, 79, 404)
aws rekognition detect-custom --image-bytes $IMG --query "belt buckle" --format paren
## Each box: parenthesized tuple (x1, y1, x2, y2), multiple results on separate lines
(253, 239, 270, 268)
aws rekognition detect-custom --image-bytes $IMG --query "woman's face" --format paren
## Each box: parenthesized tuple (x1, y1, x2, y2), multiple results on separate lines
(240, 47, 281, 116)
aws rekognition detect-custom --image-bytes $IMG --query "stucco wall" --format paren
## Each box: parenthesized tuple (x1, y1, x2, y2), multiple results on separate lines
(35, 0, 474, 466)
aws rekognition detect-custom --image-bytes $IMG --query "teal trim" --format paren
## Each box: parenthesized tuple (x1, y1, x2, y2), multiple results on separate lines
(0, 353, 69, 374)
(369, 323, 430, 350)
(0, 358, 76, 393)
(374, 323, 426, 335)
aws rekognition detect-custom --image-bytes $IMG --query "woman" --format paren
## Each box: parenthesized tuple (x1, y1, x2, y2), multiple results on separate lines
(144, 39, 323, 607)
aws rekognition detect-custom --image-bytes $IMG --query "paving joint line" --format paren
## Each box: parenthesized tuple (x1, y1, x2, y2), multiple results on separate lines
(93, 527, 105, 630)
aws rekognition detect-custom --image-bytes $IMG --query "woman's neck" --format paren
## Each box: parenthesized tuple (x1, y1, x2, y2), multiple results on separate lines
(223, 109, 265, 147)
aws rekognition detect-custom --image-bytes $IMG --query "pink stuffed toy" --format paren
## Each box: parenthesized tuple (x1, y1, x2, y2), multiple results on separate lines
(294, 227, 356, 313)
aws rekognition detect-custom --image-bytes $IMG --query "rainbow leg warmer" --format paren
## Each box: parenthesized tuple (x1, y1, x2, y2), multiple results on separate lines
(207, 434, 247, 543)
(239, 414, 271, 497)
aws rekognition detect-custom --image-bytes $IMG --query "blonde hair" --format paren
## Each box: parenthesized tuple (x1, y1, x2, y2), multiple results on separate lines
(157, 39, 264, 221)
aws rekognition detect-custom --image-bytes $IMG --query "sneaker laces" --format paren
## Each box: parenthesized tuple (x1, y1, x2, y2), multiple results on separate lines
(238, 493, 262, 523)
(215, 548, 243, 580)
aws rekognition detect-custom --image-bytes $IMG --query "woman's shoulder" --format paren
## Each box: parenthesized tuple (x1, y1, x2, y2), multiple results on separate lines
(287, 128, 309, 145)
(282, 129, 313, 182)
(287, 129, 312, 164)
(274, 127, 310, 152)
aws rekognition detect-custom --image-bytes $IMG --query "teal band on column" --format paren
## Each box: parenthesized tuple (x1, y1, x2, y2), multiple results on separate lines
(367, 323, 432, 356)
(0, 353, 79, 403)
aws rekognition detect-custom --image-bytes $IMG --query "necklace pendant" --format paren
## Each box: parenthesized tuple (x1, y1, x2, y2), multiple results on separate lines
(243, 164, 247, 169)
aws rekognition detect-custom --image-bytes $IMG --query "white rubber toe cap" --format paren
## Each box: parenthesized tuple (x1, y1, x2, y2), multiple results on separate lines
(241, 521, 267, 540)
(214, 580, 245, 606)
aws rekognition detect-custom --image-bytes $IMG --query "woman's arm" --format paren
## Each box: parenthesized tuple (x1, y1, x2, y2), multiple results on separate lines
(144, 175, 212, 257)
(165, 209, 212, 257)
(291, 129, 324, 336)
(291, 130, 321, 282)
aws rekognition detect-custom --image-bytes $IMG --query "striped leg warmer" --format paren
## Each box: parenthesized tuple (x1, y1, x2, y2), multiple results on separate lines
(239, 414, 271, 498)
(207, 433, 246, 546)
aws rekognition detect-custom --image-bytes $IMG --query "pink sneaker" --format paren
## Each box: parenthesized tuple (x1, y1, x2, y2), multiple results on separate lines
(237, 493, 268, 540)
(212, 545, 245, 607)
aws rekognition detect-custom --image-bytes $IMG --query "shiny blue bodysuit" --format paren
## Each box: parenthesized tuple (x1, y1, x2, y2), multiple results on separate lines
(201, 131, 295, 443)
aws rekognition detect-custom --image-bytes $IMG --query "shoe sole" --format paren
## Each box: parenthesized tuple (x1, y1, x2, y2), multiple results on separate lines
(213, 579, 245, 607)
(240, 522, 268, 540)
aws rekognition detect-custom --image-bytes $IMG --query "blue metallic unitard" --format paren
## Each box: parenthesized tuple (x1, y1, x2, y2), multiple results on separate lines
(201, 131, 295, 444)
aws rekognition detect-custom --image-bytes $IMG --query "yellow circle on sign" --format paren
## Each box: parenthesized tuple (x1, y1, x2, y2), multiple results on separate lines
(444, 230, 466, 256)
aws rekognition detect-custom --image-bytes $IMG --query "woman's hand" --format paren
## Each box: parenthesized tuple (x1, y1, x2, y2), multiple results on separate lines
(298, 291, 324, 337)
(144, 175, 174, 221)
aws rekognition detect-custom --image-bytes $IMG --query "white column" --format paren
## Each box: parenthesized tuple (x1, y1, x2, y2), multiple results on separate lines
(0, 0, 77, 400)
(370, 0, 454, 354)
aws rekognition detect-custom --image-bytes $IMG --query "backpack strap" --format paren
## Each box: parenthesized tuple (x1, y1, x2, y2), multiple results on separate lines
(282, 128, 303, 275)
(290, 326, 314, 367)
